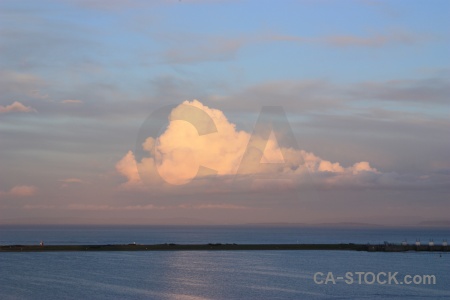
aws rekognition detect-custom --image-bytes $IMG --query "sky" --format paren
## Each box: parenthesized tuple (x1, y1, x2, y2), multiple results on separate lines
(0, 0, 449, 226)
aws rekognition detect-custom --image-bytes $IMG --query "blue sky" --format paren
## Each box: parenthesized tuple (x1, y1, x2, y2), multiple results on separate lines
(3, 0, 449, 84)
(0, 0, 449, 225)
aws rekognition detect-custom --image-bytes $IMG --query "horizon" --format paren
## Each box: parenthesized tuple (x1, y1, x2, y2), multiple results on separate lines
(1, 219, 449, 228)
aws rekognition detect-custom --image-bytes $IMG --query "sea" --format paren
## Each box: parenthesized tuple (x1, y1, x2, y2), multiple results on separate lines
(0, 225, 449, 299)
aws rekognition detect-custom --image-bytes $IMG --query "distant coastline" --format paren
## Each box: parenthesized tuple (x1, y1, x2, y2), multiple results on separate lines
(1, 243, 449, 253)
(1, 221, 448, 228)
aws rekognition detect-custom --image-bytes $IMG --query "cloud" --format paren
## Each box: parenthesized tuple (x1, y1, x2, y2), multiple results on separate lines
(0, 101, 36, 114)
(0, 71, 46, 97)
(160, 31, 420, 65)
(158, 28, 425, 65)
(351, 77, 450, 104)
(68, 204, 165, 211)
(322, 32, 419, 48)
(266, 30, 425, 48)
(67, 203, 248, 211)
(116, 100, 379, 187)
(163, 36, 244, 64)
(69, 0, 150, 11)
(179, 203, 249, 210)
(115, 151, 142, 188)
(23, 204, 56, 210)
(61, 99, 83, 104)
(0, 185, 38, 197)
(59, 178, 84, 183)
(58, 178, 86, 188)
(209, 75, 450, 116)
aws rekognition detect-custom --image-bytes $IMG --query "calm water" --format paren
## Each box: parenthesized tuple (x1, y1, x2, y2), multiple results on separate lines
(1, 226, 449, 299)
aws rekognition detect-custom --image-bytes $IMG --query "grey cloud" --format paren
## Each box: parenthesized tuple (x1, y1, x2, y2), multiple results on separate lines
(204, 79, 347, 115)
(69, 0, 148, 11)
(322, 31, 422, 48)
(350, 77, 450, 104)
(0, 71, 47, 104)
(0, 23, 98, 72)
(163, 34, 244, 64)
(199, 75, 450, 119)
(264, 28, 429, 48)
(292, 112, 450, 173)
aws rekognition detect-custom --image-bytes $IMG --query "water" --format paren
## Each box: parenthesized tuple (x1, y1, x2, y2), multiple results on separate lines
(1, 226, 449, 299)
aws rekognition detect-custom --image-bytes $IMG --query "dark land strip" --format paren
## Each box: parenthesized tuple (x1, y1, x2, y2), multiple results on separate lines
(1, 243, 449, 252)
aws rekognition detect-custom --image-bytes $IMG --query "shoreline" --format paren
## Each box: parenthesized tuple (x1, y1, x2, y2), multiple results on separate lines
(1, 243, 449, 252)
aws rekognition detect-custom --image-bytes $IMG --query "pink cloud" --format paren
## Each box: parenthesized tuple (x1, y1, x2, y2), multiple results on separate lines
(179, 203, 250, 210)
(23, 204, 56, 209)
(59, 178, 87, 188)
(59, 178, 84, 183)
(68, 204, 165, 211)
(116, 100, 379, 188)
(67, 203, 248, 211)
(0, 101, 36, 114)
(115, 151, 142, 188)
(1, 185, 38, 197)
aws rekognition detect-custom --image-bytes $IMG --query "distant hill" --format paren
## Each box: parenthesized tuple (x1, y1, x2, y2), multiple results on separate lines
(418, 220, 450, 227)
(245, 222, 383, 228)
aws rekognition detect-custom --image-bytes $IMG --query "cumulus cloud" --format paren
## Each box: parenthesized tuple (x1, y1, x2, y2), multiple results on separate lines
(0, 185, 38, 197)
(0, 101, 36, 114)
(116, 100, 379, 189)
